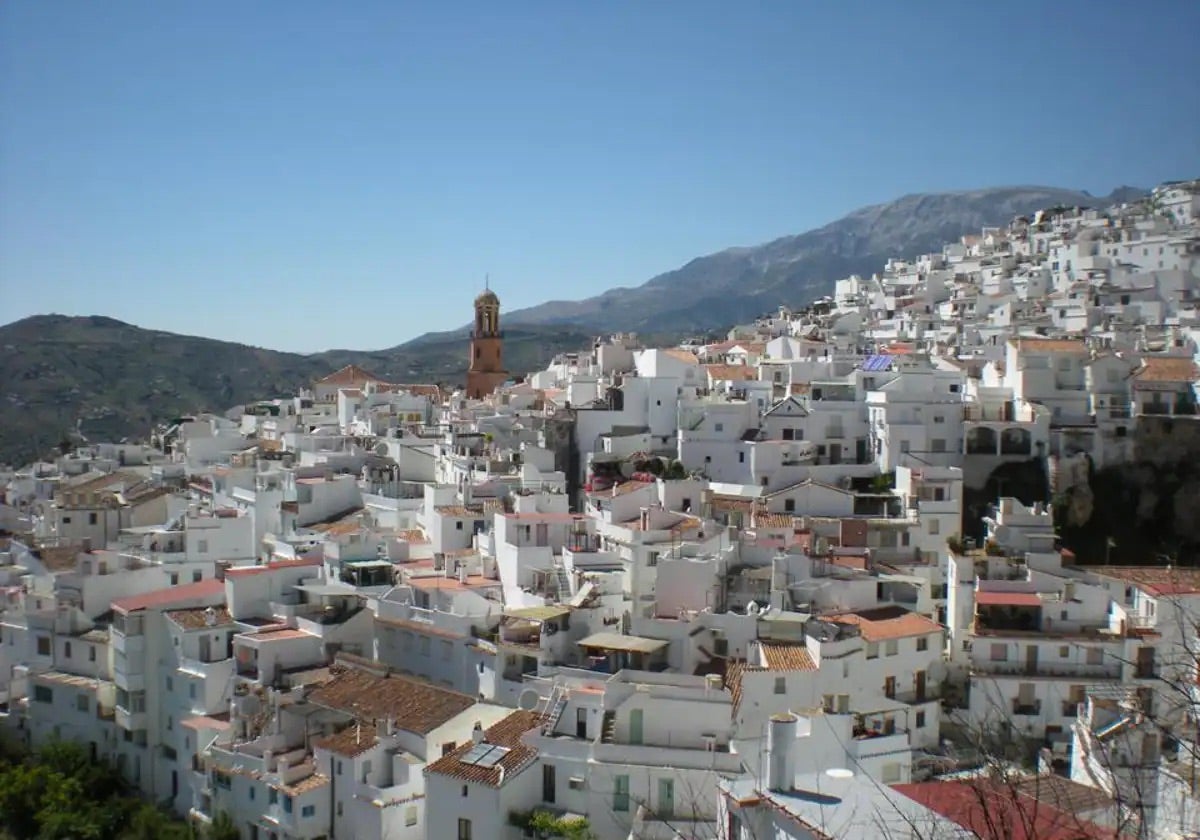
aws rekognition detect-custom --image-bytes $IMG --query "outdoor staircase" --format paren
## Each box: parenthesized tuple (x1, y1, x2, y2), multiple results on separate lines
(542, 684, 568, 734)
(601, 711, 616, 744)
(550, 564, 572, 601)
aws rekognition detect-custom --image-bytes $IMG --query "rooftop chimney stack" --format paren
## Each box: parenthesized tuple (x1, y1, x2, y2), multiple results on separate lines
(766, 712, 799, 792)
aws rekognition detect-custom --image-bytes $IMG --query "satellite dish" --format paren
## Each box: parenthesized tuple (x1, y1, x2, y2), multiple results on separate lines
(517, 689, 540, 711)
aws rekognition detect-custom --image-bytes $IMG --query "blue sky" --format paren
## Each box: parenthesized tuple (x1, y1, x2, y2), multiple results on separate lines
(2, 2, 1197, 352)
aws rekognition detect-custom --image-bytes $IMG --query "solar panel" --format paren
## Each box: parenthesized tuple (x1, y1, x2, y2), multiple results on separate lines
(459, 743, 492, 765)
(862, 355, 892, 372)
(459, 743, 511, 767)
(475, 745, 510, 767)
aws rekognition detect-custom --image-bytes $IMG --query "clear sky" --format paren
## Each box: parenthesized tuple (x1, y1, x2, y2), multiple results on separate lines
(2, 1, 1197, 352)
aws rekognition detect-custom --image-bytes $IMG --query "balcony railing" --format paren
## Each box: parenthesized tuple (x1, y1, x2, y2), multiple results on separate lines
(1012, 700, 1042, 716)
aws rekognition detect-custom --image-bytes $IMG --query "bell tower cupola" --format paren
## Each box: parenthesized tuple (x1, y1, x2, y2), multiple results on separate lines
(466, 286, 508, 399)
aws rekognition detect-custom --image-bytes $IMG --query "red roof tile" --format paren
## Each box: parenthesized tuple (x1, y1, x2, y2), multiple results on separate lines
(893, 780, 1120, 840)
(822, 605, 943, 642)
(976, 591, 1041, 608)
(112, 578, 224, 613)
(308, 665, 476, 735)
(425, 710, 542, 786)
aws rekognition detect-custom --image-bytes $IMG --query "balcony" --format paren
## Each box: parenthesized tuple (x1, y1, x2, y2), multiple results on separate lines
(591, 741, 743, 773)
(971, 660, 1121, 680)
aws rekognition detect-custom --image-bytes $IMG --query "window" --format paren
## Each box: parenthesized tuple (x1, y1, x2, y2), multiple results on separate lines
(166, 676, 173, 692)
(774, 676, 786, 694)
(866, 642, 879, 659)
(405, 806, 418, 826)
(301, 805, 315, 818)
(190, 683, 196, 699)
(458, 818, 472, 840)
(738, 452, 745, 463)
(456, 521, 463, 531)
(89, 512, 98, 525)
(714, 422, 724, 433)
(916, 636, 928, 652)
(543, 763, 556, 803)
(62, 516, 71, 524)
(283, 795, 293, 814)
(1059, 646, 1070, 658)
(462, 784, 468, 797)
(169, 573, 179, 585)
(89, 647, 96, 662)
(784, 499, 795, 513)
(916, 711, 926, 728)
(928, 519, 940, 536)
(192, 570, 202, 583)
(197, 539, 209, 554)
(63, 641, 72, 659)
(37, 636, 51, 656)
(76, 693, 89, 712)
(885, 639, 898, 656)
(336, 760, 343, 776)
(249, 787, 255, 801)
(647, 551, 658, 567)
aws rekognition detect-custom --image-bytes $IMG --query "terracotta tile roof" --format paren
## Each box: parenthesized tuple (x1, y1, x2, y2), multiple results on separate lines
(661, 348, 699, 364)
(406, 574, 497, 593)
(724, 660, 746, 713)
(308, 665, 476, 734)
(223, 558, 321, 578)
(704, 364, 757, 382)
(435, 505, 484, 518)
(316, 364, 385, 385)
(753, 512, 795, 529)
(242, 628, 315, 641)
(425, 710, 542, 786)
(1133, 356, 1199, 383)
(789, 383, 811, 395)
(1094, 566, 1200, 597)
(276, 771, 329, 796)
(112, 578, 225, 613)
(758, 642, 817, 671)
(822, 605, 943, 642)
(314, 721, 380, 758)
(32, 545, 81, 572)
(1009, 337, 1087, 354)
(165, 606, 233, 630)
(397, 529, 430, 544)
(375, 615, 466, 640)
(893, 780, 1120, 840)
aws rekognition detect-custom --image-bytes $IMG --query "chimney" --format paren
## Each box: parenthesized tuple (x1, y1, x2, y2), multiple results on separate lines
(639, 507, 650, 531)
(766, 712, 799, 792)
(458, 564, 468, 585)
(471, 721, 485, 745)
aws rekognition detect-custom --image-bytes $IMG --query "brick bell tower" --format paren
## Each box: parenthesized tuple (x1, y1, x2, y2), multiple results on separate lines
(466, 286, 508, 399)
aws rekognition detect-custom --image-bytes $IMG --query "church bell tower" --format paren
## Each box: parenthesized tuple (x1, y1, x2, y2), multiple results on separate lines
(466, 287, 508, 399)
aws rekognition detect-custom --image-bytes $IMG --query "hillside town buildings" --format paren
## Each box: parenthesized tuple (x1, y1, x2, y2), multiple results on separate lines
(1, 178, 1199, 838)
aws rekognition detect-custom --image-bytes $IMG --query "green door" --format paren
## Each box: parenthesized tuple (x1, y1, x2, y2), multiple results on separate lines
(657, 778, 674, 819)
(629, 708, 643, 745)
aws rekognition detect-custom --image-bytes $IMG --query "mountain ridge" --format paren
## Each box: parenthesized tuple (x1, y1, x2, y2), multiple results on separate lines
(0, 183, 1147, 465)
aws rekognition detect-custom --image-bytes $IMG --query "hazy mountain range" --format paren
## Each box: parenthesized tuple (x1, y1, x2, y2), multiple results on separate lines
(0, 184, 1143, 466)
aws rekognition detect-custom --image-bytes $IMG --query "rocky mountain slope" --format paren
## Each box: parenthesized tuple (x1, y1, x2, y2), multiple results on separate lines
(498, 185, 1144, 333)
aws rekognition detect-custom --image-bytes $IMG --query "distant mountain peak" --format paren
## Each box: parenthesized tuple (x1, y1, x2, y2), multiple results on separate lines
(495, 184, 1144, 334)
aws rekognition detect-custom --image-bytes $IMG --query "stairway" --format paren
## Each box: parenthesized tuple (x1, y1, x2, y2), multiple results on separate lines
(550, 564, 572, 601)
(601, 711, 616, 744)
(542, 684, 568, 734)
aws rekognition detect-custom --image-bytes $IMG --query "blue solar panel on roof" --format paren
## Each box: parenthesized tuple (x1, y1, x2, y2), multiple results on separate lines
(862, 355, 892, 372)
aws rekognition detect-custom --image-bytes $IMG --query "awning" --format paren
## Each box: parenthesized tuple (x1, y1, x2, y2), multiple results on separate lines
(503, 605, 572, 622)
(578, 632, 668, 654)
(976, 590, 1041, 607)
